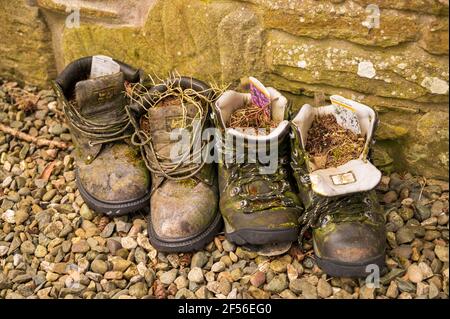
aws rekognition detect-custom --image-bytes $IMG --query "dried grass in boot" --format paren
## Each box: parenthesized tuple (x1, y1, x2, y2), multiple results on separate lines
(228, 103, 277, 130)
(305, 114, 365, 169)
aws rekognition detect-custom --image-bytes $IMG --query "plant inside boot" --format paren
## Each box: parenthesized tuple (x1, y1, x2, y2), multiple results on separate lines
(305, 114, 365, 169)
(228, 101, 277, 130)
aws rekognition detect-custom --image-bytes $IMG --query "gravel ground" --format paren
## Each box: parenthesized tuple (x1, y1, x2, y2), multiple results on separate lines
(0, 80, 448, 299)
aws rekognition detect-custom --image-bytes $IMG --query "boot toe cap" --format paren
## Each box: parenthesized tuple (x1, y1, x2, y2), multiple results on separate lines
(77, 143, 150, 204)
(150, 180, 218, 241)
(314, 221, 386, 264)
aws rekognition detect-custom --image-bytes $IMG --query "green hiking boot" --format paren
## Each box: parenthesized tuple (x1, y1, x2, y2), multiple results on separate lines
(290, 95, 386, 277)
(53, 56, 150, 216)
(212, 88, 302, 246)
(127, 76, 222, 252)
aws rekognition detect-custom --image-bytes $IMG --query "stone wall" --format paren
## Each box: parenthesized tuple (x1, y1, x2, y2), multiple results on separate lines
(0, 0, 448, 179)
(0, 0, 57, 85)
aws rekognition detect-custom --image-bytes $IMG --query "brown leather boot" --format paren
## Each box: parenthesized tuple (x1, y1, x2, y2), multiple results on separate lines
(53, 56, 150, 216)
(212, 88, 302, 247)
(127, 76, 222, 252)
(290, 95, 386, 277)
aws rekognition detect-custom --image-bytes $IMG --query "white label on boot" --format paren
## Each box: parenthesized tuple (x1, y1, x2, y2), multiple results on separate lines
(90, 55, 121, 78)
(330, 96, 362, 135)
(331, 171, 356, 185)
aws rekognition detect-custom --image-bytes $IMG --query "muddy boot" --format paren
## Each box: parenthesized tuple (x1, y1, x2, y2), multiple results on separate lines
(127, 76, 222, 252)
(290, 95, 386, 277)
(212, 88, 302, 247)
(53, 56, 150, 216)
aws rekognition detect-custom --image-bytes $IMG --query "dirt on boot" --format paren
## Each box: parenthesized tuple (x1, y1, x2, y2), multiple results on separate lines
(139, 94, 201, 134)
(305, 114, 365, 169)
(155, 96, 182, 108)
(139, 96, 182, 133)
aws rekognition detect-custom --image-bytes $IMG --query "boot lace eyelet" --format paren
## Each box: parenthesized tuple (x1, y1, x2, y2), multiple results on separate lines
(321, 215, 330, 227)
(363, 197, 372, 205)
(300, 175, 310, 184)
(230, 186, 240, 197)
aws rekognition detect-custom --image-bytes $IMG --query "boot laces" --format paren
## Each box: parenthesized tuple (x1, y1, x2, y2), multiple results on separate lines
(129, 86, 215, 181)
(65, 99, 132, 146)
(226, 157, 298, 213)
(298, 191, 374, 250)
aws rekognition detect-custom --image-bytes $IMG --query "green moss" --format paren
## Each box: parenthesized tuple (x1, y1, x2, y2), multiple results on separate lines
(314, 222, 337, 238)
(372, 143, 395, 173)
(123, 146, 140, 162)
(376, 122, 409, 140)
(275, 222, 298, 228)
(176, 178, 199, 188)
(0, 0, 56, 87)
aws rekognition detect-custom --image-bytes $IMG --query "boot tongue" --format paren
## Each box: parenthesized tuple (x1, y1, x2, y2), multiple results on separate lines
(145, 98, 201, 157)
(246, 180, 272, 194)
(74, 72, 126, 120)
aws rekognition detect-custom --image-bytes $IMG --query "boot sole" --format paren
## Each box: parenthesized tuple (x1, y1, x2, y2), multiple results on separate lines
(315, 254, 386, 278)
(225, 227, 298, 246)
(76, 171, 150, 216)
(147, 211, 223, 252)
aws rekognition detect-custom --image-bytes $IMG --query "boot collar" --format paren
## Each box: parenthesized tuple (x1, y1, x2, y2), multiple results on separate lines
(292, 95, 378, 156)
(213, 87, 290, 143)
(53, 56, 143, 163)
(291, 95, 381, 197)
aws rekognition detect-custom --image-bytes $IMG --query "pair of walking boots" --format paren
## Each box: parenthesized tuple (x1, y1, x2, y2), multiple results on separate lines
(214, 90, 386, 276)
(53, 58, 222, 252)
(53, 56, 385, 277)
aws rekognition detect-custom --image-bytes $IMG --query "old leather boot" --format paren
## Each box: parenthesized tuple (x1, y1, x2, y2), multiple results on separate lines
(212, 88, 302, 247)
(128, 76, 222, 252)
(290, 95, 386, 277)
(53, 56, 150, 216)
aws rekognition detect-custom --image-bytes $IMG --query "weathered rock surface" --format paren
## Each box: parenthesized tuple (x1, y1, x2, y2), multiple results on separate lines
(0, 0, 448, 178)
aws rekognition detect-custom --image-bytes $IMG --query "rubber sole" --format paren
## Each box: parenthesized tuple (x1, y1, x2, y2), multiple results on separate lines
(76, 172, 151, 216)
(147, 211, 223, 252)
(242, 242, 292, 257)
(225, 226, 298, 246)
(315, 253, 386, 278)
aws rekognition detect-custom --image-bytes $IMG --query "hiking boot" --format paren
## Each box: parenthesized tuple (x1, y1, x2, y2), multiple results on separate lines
(212, 88, 302, 246)
(290, 95, 386, 277)
(53, 56, 150, 216)
(127, 76, 222, 252)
